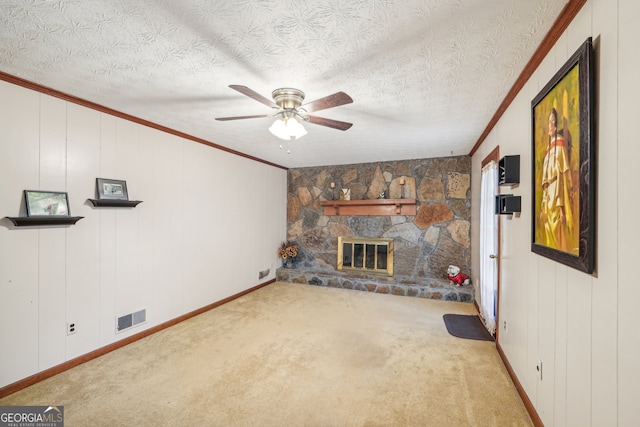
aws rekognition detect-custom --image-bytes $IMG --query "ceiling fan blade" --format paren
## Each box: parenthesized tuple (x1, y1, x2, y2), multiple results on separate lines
(228, 85, 279, 109)
(307, 115, 353, 131)
(302, 92, 353, 113)
(215, 114, 270, 121)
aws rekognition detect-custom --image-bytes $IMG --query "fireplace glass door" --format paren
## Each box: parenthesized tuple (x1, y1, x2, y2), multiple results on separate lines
(338, 237, 393, 276)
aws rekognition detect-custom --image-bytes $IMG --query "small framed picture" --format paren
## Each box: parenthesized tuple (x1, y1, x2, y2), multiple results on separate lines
(96, 178, 129, 200)
(24, 190, 71, 217)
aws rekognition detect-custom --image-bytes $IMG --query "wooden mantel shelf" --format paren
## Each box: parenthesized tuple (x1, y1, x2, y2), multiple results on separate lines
(320, 198, 417, 216)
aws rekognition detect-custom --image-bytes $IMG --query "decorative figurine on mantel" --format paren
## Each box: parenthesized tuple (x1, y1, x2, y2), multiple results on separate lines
(378, 191, 386, 199)
(340, 188, 351, 200)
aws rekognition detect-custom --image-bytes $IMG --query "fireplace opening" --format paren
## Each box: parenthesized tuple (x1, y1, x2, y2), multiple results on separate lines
(337, 236, 393, 276)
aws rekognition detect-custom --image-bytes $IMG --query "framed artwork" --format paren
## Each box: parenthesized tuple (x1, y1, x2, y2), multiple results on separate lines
(96, 178, 129, 200)
(531, 37, 595, 274)
(24, 190, 71, 217)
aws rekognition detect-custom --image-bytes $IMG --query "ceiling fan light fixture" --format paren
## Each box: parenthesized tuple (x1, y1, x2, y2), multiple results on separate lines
(287, 117, 308, 139)
(269, 116, 307, 140)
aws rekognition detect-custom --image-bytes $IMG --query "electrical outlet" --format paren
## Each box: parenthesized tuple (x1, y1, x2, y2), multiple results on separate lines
(503, 320, 507, 332)
(536, 358, 543, 381)
(67, 322, 76, 335)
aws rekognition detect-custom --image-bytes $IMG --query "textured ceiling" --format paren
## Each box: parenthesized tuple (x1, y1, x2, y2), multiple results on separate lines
(0, 0, 567, 168)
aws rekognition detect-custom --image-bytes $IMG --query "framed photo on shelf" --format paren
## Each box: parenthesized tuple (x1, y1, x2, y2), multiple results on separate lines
(531, 37, 595, 274)
(24, 190, 71, 217)
(96, 178, 129, 200)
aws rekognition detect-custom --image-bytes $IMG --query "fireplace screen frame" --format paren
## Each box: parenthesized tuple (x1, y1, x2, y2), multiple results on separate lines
(337, 236, 393, 276)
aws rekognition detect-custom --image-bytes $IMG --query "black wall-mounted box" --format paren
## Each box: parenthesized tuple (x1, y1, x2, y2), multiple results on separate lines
(495, 194, 521, 215)
(498, 155, 520, 186)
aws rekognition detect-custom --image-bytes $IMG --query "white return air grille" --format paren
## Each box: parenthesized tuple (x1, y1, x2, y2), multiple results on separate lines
(116, 309, 146, 333)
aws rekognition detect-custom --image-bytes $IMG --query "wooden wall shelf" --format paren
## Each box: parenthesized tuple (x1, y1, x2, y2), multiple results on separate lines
(320, 199, 417, 216)
(6, 216, 84, 226)
(88, 199, 143, 208)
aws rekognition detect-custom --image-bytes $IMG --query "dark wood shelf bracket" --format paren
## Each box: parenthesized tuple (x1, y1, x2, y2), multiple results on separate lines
(6, 216, 84, 226)
(88, 199, 143, 208)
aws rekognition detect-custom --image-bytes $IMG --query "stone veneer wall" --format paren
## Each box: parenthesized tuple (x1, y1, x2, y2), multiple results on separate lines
(277, 156, 473, 302)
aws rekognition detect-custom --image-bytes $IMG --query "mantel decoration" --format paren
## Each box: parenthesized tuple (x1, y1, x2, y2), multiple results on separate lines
(531, 37, 595, 274)
(278, 241, 299, 268)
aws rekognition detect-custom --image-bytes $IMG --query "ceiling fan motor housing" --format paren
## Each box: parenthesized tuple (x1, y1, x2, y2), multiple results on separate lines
(272, 88, 305, 109)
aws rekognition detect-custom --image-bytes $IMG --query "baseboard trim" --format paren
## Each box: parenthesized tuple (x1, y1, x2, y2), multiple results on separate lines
(496, 342, 543, 427)
(0, 279, 275, 398)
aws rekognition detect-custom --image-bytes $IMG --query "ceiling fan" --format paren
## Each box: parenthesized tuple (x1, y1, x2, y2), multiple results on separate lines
(215, 85, 353, 140)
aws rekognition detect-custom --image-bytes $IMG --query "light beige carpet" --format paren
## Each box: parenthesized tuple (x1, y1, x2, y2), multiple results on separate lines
(0, 282, 532, 426)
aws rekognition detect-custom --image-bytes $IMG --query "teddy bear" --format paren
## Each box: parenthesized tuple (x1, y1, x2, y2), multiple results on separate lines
(447, 265, 470, 286)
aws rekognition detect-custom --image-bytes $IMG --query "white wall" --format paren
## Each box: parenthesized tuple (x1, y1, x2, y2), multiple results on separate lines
(471, 0, 639, 425)
(0, 81, 287, 388)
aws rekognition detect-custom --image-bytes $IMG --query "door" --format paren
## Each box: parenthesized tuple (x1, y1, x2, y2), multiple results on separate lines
(479, 147, 500, 337)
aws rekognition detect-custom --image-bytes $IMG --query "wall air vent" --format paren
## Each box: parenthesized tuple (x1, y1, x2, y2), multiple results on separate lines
(116, 309, 146, 333)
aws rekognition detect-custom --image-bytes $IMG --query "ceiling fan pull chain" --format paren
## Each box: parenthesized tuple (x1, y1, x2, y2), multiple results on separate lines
(279, 142, 292, 154)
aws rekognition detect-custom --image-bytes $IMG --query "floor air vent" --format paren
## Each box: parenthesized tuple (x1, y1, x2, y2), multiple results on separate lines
(116, 309, 146, 333)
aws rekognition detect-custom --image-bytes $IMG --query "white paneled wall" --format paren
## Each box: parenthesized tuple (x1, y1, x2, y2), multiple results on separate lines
(617, 1, 640, 426)
(590, 0, 619, 425)
(0, 83, 40, 384)
(37, 96, 68, 372)
(66, 103, 102, 359)
(471, 0, 640, 425)
(0, 81, 287, 388)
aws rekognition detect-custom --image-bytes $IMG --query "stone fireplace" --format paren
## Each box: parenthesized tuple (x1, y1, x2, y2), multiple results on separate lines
(276, 156, 474, 303)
